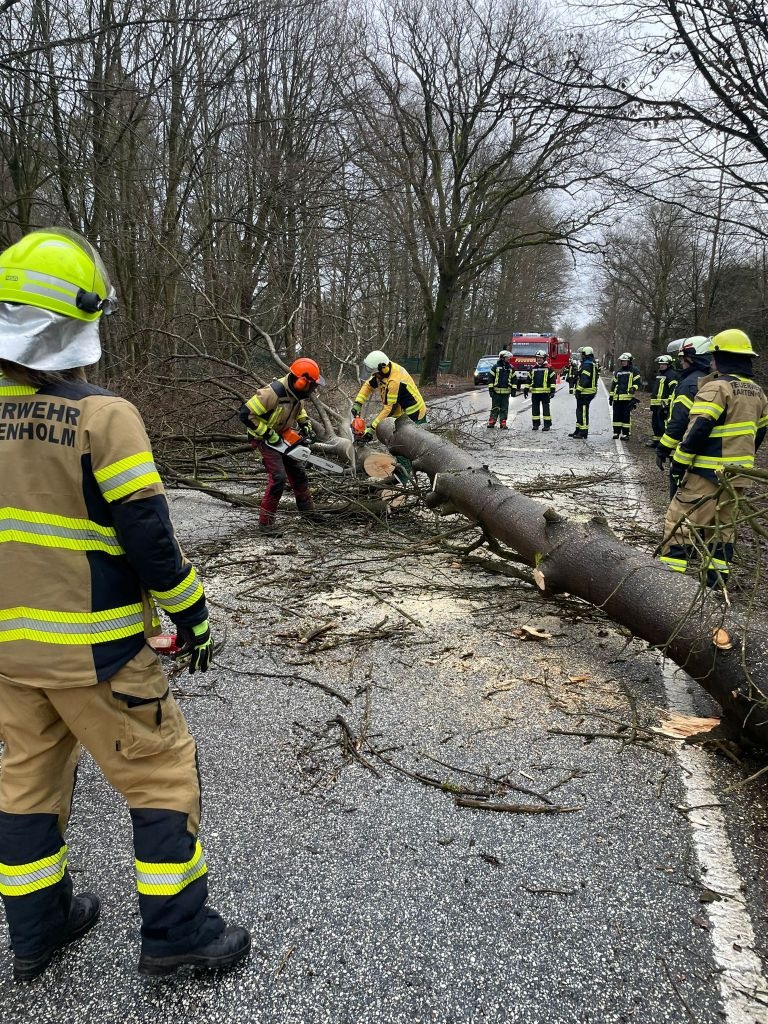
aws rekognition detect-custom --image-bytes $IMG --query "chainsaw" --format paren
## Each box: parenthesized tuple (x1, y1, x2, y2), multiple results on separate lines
(352, 414, 372, 444)
(265, 426, 344, 474)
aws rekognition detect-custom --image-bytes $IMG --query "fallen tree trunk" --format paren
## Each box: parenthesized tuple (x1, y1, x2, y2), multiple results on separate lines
(378, 417, 768, 747)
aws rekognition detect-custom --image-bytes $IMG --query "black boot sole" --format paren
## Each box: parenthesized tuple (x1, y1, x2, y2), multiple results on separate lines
(138, 935, 252, 977)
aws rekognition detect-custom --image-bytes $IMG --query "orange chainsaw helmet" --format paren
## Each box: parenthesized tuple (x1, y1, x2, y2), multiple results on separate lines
(288, 357, 325, 392)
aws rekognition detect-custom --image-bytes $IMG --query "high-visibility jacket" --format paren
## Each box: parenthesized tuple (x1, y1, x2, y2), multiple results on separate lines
(242, 377, 309, 442)
(355, 361, 426, 429)
(489, 361, 514, 393)
(650, 370, 676, 409)
(574, 359, 598, 396)
(610, 367, 641, 401)
(658, 363, 709, 455)
(672, 372, 768, 483)
(0, 373, 206, 688)
(529, 365, 556, 394)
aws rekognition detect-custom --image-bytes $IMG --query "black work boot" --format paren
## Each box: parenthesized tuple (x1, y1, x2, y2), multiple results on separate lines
(542, 425, 551, 431)
(14, 892, 101, 982)
(532, 423, 539, 430)
(258, 522, 284, 537)
(138, 924, 251, 977)
(486, 420, 496, 429)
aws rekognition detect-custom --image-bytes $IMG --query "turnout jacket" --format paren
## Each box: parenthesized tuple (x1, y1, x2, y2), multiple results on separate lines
(650, 370, 676, 409)
(529, 366, 556, 395)
(610, 367, 641, 401)
(673, 372, 768, 483)
(0, 373, 207, 689)
(242, 377, 309, 441)
(658, 363, 709, 455)
(489, 361, 514, 393)
(574, 359, 598, 396)
(354, 361, 426, 429)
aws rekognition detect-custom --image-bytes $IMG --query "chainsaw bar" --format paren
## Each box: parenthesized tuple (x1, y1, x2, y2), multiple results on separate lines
(266, 439, 344, 474)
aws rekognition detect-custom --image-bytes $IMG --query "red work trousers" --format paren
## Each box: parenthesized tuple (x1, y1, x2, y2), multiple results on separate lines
(254, 442, 312, 525)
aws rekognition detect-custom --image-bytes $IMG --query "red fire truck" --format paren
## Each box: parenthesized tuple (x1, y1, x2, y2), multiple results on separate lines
(509, 334, 571, 374)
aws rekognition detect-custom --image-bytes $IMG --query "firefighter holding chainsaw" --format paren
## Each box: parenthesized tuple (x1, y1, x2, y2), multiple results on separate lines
(351, 350, 427, 485)
(0, 228, 250, 981)
(241, 358, 325, 535)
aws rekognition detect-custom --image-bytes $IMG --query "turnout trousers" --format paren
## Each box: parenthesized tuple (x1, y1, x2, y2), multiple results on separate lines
(612, 398, 633, 437)
(574, 395, 593, 436)
(0, 646, 224, 959)
(651, 406, 667, 442)
(489, 392, 510, 426)
(659, 473, 739, 587)
(254, 441, 312, 526)
(394, 414, 428, 482)
(531, 394, 552, 429)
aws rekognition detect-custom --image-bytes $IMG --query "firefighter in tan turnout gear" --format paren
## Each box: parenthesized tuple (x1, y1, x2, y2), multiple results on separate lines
(0, 229, 250, 980)
(659, 329, 768, 587)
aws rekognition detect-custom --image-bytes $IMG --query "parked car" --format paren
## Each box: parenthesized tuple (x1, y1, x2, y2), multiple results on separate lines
(473, 355, 498, 385)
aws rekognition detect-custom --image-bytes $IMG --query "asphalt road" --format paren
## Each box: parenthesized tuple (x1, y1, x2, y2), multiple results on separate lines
(1, 384, 767, 1024)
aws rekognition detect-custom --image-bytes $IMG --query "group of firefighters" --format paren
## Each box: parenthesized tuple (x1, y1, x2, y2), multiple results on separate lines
(0, 227, 767, 987)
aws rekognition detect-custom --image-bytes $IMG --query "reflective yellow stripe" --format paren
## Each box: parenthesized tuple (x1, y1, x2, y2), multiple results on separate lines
(0, 507, 123, 554)
(673, 394, 693, 410)
(150, 567, 204, 614)
(0, 603, 144, 644)
(246, 396, 268, 416)
(709, 423, 756, 438)
(659, 435, 679, 451)
(673, 450, 694, 465)
(692, 455, 754, 469)
(0, 845, 68, 896)
(689, 400, 725, 419)
(0, 375, 38, 396)
(94, 451, 162, 501)
(659, 556, 687, 572)
(135, 841, 207, 896)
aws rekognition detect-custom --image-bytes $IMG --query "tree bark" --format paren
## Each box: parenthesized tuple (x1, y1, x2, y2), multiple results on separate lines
(377, 417, 768, 747)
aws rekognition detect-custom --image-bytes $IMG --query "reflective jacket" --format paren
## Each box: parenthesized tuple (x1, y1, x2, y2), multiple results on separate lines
(658, 362, 710, 455)
(529, 366, 556, 394)
(672, 372, 768, 483)
(242, 377, 309, 442)
(610, 367, 641, 401)
(0, 373, 206, 689)
(575, 359, 598, 396)
(489, 361, 514, 394)
(650, 370, 676, 409)
(354, 361, 426, 429)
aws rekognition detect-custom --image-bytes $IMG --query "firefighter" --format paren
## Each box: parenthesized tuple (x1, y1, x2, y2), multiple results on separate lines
(0, 228, 250, 981)
(569, 346, 598, 438)
(529, 350, 557, 431)
(609, 351, 641, 439)
(659, 329, 768, 586)
(241, 358, 324, 535)
(351, 350, 427, 484)
(655, 335, 712, 496)
(566, 355, 580, 394)
(486, 350, 514, 429)
(646, 355, 677, 447)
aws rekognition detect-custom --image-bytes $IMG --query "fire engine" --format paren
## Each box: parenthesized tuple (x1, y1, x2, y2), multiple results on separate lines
(509, 333, 571, 374)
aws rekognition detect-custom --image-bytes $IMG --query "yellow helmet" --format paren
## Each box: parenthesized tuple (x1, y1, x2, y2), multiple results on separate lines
(0, 228, 116, 322)
(710, 328, 756, 357)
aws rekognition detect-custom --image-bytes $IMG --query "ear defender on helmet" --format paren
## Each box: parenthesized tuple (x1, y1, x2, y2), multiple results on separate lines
(76, 289, 102, 314)
(291, 374, 313, 392)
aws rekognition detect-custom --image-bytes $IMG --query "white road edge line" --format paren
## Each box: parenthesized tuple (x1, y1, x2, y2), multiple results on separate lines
(614, 430, 768, 1024)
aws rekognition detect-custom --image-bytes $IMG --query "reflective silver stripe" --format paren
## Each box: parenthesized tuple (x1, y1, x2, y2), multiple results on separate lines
(98, 460, 157, 495)
(0, 610, 144, 635)
(152, 576, 202, 612)
(0, 516, 123, 550)
(21, 282, 78, 306)
(0, 848, 68, 895)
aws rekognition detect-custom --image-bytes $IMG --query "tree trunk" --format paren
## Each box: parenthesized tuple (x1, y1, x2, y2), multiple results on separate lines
(421, 272, 456, 385)
(377, 417, 768, 747)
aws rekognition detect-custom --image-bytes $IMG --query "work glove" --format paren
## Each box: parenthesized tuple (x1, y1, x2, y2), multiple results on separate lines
(670, 468, 685, 494)
(363, 426, 374, 440)
(176, 618, 214, 674)
(265, 429, 281, 445)
(608, 397, 613, 406)
(351, 403, 362, 417)
(655, 450, 668, 471)
(299, 421, 315, 443)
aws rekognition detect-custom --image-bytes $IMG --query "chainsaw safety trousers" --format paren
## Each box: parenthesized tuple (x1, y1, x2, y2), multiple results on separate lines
(255, 442, 312, 525)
